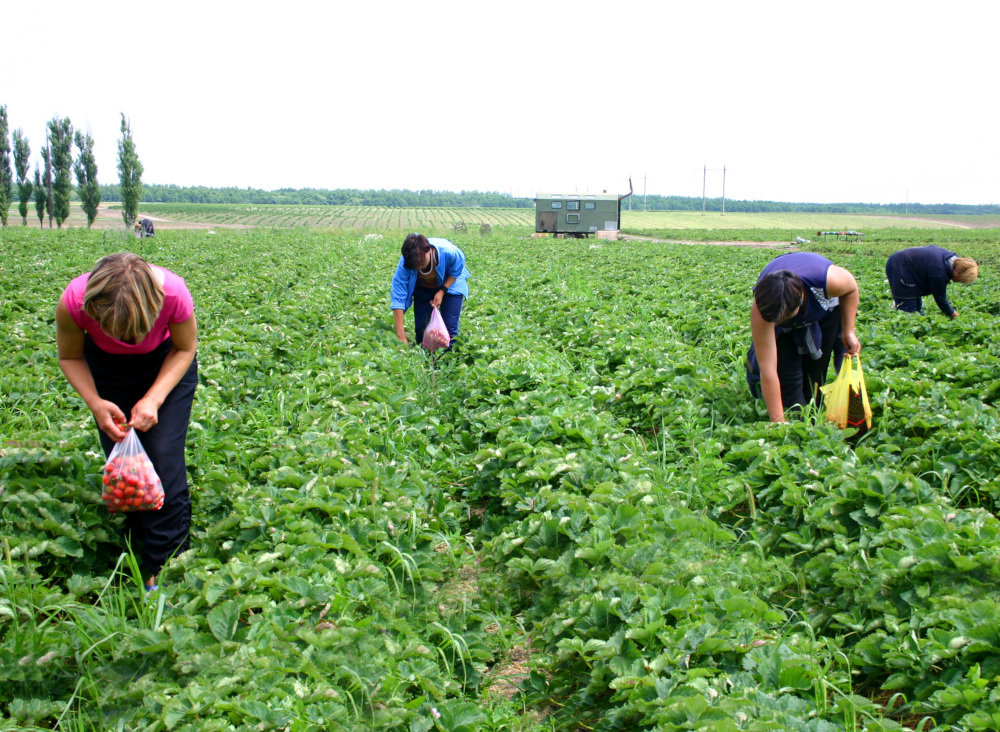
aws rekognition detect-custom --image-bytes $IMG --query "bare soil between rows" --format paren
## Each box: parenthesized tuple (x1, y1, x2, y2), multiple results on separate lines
(90, 204, 248, 230)
(620, 234, 796, 249)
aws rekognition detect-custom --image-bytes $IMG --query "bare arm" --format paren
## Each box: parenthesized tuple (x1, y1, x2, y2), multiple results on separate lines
(56, 297, 129, 441)
(130, 315, 197, 431)
(826, 266, 860, 356)
(751, 300, 786, 422)
(392, 309, 408, 344)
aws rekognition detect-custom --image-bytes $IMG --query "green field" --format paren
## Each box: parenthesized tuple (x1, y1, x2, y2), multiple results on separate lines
(10, 201, 1000, 233)
(132, 205, 1000, 233)
(3, 224, 1000, 731)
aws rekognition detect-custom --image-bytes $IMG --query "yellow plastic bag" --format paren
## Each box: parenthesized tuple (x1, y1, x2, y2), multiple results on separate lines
(820, 356, 873, 432)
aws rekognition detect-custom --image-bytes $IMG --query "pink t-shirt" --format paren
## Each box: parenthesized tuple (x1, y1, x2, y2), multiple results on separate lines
(61, 266, 195, 355)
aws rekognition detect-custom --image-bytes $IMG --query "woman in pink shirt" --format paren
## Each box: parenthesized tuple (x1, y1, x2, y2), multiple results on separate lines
(56, 252, 198, 594)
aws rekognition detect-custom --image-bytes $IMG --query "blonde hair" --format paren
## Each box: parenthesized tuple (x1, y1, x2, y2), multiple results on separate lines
(83, 252, 165, 343)
(953, 257, 978, 284)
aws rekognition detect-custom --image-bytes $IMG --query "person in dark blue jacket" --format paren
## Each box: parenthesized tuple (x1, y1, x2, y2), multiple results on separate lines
(747, 252, 860, 422)
(885, 246, 977, 318)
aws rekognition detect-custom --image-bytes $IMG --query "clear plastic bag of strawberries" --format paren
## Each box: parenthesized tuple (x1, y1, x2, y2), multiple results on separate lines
(421, 306, 451, 352)
(101, 428, 165, 512)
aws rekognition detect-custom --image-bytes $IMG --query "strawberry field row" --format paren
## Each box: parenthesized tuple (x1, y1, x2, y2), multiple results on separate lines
(2, 225, 1000, 730)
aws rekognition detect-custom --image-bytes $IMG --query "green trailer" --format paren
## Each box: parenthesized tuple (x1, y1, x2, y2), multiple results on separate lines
(535, 184, 632, 237)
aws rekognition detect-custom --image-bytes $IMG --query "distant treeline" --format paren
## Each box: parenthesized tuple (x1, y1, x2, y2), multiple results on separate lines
(97, 185, 535, 208)
(87, 184, 1000, 215)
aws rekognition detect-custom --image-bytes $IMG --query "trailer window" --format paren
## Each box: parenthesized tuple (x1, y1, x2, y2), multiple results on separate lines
(566, 201, 580, 211)
(566, 214, 580, 223)
(585, 202, 596, 210)
(551, 201, 563, 209)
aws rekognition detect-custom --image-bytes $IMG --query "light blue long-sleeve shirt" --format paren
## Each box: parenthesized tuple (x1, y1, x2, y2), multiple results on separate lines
(389, 238, 470, 311)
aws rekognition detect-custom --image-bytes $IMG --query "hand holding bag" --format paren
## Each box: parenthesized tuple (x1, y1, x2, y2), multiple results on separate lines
(101, 428, 165, 512)
(422, 305, 451, 352)
(820, 355, 873, 433)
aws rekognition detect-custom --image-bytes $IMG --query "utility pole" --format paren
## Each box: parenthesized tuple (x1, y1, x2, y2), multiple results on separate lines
(722, 165, 726, 216)
(643, 172, 647, 212)
(702, 165, 706, 214)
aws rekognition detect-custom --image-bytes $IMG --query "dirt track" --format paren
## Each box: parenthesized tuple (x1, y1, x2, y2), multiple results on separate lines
(620, 234, 796, 249)
(91, 204, 238, 231)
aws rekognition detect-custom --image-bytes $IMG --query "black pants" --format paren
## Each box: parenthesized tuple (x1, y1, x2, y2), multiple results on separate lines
(85, 336, 197, 577)
(775, 310, 842, 412)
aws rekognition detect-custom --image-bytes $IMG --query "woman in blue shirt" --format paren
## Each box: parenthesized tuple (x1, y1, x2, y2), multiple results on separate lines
(390, 233, 470, 347)
(747, 252, 861, 422)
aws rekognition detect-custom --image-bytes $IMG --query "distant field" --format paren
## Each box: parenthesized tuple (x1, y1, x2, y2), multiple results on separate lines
(8, 202, 1000, 232)
(623, 210, 1000, 231)
(131, 205, 1000, 232)
(133, 203, 530, 230)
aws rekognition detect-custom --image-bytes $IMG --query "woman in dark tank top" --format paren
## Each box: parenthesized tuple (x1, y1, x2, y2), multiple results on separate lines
(747, 252, 861, 422)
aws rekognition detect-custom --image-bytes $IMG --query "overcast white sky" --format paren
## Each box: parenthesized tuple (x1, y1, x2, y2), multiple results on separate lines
(5, 1, 997, 205)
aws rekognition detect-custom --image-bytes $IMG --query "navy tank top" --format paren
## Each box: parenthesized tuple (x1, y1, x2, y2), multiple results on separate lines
(756, 252, 838, 333)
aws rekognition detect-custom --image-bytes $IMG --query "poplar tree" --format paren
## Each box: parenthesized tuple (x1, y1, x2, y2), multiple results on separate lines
(33, 165, 45, 228)
(117, 113, 143, 227)
(44, 145, 54, 227)
(0, 105, 12, 226)
(13, 130, 32, 226)
(74, 130, 100, 228)
(47, 117, 74, 228)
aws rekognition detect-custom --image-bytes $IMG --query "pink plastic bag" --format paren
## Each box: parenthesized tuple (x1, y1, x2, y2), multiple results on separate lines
(422, 306, 451, 352)
(101, 429, 165, 513)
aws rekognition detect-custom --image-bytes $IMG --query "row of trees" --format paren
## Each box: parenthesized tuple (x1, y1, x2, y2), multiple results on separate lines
(4, 106, 996, 218)
(98, 185, 535, 208)
(0, 106, 144, 228)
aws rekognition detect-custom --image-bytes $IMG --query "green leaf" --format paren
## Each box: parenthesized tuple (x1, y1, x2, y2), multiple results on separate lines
(207, 600, 240, 642)
(163, 697, 194, 730)
(54, 536, 83, 557)
(777, 664, 812, 690)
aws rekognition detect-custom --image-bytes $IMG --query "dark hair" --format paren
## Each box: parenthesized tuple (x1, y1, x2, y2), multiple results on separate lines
(401, 233, 431, 270)
(754, 270, 805, 323)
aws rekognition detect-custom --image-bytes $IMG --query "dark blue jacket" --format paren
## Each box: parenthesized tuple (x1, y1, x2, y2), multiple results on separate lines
(885, 245, 957, 316)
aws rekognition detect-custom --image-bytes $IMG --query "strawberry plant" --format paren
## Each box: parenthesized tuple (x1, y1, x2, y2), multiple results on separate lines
(2, 222, 1000, 730)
